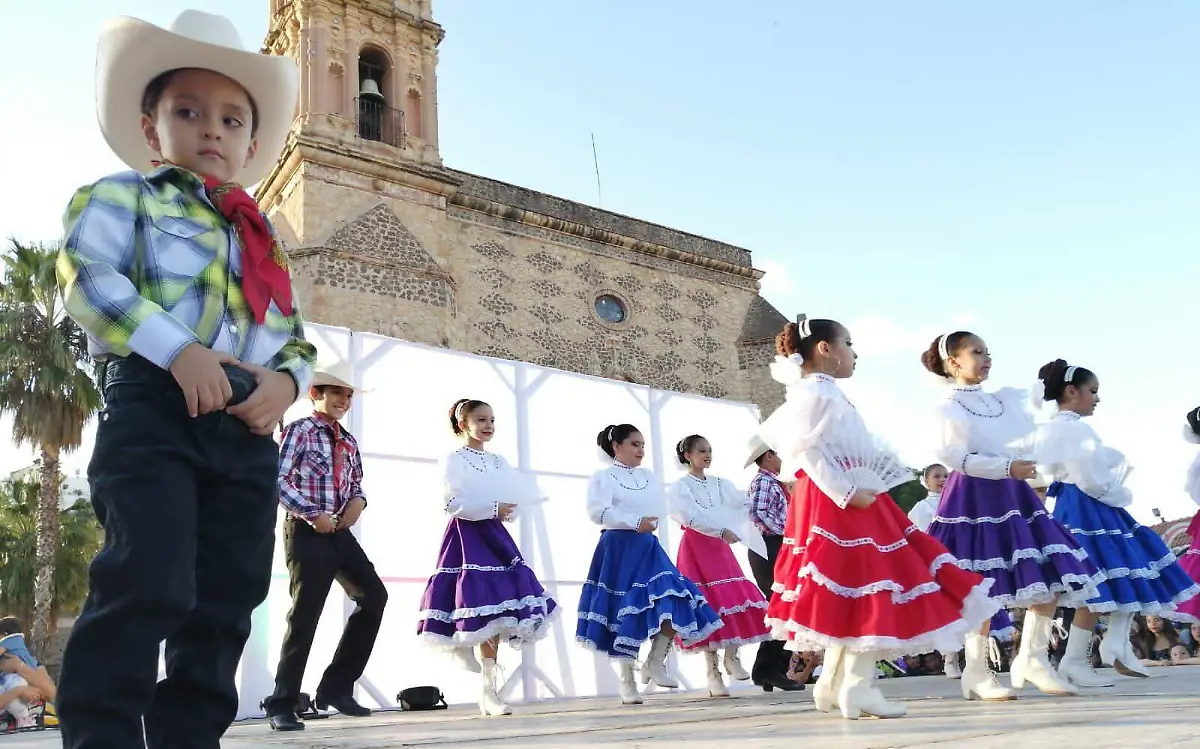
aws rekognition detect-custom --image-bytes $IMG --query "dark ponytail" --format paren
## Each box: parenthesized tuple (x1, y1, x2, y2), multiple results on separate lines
(1036, 360, 1095, 404)
(449, 398, 489, 436)
(675, 434, 706, 465)
(775, 317, 841, 362)
(1187, 407, 1200, 439)
(921, 331, 973, 378)
(597, 424, 641, 458)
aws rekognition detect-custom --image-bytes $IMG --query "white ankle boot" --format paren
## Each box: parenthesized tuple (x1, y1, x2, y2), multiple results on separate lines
(1057, 624, 1113, 687)
(1010, 611, 1078, 695)
(723, 647, 750, 681)
(961, 632, 1017, 701)
(1099, 611, 1149, 678)
(640, 633, 679, 688)
(479, 658, 512, 716)
(619, 660, 643, 705)
(836, 650, 906, 720)
(942, 650, 962, 680)
(453, 646, 482, 673)
(812, 646, 844, 713)
(706, 651, 730, 697)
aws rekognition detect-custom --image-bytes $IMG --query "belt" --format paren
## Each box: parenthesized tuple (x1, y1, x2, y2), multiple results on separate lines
(104, 354, 258, 406)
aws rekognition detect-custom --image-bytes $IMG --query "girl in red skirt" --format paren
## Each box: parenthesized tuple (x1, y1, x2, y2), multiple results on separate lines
(758, 318, 999, 720)
(668, 435, 772, 697)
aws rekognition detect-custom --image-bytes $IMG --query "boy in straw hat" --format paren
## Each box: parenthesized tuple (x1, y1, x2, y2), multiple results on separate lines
(266, 362, 385, 731)
(54, 10, 315, 748)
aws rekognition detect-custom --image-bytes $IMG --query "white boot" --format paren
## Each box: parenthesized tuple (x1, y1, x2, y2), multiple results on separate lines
(942, 650, 962, 680)
(723, 647, 751, 681)
(1099, 610, 1150, 678)
(961, 632, 1017, 701)
(640, 633, 679, 688)
(619, 660, 643, 705)
(452, 646, 482, 673)
(812, 646, 844, 713)
(836, 651, 906, 720)
(706, 651, 730, 697)
(479, 658, 512, 716)
(1057, 624, 1114, 687)
(1009, 610, 1078, 695)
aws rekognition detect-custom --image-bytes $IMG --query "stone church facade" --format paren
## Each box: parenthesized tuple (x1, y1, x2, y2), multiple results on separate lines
(257, 0, 787, 414)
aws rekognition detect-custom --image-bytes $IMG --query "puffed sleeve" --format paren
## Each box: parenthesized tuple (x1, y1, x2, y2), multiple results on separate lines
(668, 479, 725, 537)
(586, 471, 642, 530)
(1038, 420, 1131, 508)
(934, 403, 1015, 480)
(1186, 455, 1200, 506)
(443, 454, 499, 521)
(761, 380, 859, 508)
(908, 499, 936, 533)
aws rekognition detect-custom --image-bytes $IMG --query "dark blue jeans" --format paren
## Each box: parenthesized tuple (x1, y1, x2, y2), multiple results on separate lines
(57, 356, 279, 749)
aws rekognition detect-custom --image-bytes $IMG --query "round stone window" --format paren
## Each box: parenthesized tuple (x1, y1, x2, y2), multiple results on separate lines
(594, 294, 627, 324)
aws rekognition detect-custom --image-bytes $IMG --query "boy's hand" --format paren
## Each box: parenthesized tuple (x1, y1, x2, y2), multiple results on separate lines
(227, 363, 298, 435)
(498, 502, 517, 522)
(169, 343, 239, 417)
(310, 513, 336, 534)
(720, 529, 739, 544)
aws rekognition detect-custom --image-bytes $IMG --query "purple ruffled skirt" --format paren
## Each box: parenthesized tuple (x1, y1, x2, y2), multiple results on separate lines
(929, 473, 1102, 608)
(416, 517, 557, 649)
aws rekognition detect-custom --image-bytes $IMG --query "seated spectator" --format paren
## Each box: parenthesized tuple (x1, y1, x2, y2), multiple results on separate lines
(0, 617, 56, 709)
(1133, 614, 1181, 667)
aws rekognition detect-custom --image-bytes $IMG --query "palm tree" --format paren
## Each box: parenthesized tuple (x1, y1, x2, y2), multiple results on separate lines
(0, 476, 102, 626)
(0, 240, 101, 658)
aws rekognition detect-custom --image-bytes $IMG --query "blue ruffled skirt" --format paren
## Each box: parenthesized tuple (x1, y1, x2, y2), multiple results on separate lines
(1050, 482, 1200, 615)
(575, 529, 723, 659)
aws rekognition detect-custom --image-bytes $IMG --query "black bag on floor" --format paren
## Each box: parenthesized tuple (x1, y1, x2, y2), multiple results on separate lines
(397, 686, 447, 711)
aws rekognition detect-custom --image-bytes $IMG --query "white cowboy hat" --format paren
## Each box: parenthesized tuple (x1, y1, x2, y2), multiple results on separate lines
(744, 435, 772, 469)
(311, 361, 371, 393)
(96, 10, 298, 188)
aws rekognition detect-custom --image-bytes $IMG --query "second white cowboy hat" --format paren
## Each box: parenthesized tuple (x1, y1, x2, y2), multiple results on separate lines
(744, 434, 772, 469)
(311, 361, 372, 393)
(96, 10, 299, 187)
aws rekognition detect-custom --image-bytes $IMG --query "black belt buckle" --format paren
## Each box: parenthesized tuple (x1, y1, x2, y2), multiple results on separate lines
(222, 364, 258, 407)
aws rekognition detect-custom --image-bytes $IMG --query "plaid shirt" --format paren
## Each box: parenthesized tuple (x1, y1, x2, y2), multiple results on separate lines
(56, 166, 315, 391)
(748, 469, 788, 536)
(277, 416, 365, 519)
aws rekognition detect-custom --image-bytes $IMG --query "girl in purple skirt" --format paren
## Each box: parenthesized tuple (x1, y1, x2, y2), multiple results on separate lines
(921, 331, 1102, 701)
(416, 399, 558, 717)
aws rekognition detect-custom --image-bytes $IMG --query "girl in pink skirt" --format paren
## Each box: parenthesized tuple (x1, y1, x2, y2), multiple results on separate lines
(668, 435, 772, 697)
(1174, 407, 1200, 623)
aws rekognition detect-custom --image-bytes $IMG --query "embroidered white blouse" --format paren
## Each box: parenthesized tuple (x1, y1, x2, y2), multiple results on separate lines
(1036, 411, 1132, 508)
(757, 359, 871, 509)
(586, 463, 667, 531)
(907, 492, 941, 532)
(442, 447, 521, 522)
(667, 474, 749, 537)
(933, 385, 1035, 480)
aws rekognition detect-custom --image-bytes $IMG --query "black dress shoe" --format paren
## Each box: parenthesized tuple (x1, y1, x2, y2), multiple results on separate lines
(753, 671, 804, 692)
(315, 694, 372, 717)
(268, 712, 305, 731)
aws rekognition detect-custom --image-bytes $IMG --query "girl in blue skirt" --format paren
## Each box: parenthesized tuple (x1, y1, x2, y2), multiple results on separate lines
(575, 423, 722, 705)
(1035, 359, 1200, 684)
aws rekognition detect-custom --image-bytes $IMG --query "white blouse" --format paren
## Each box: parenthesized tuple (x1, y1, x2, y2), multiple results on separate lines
(908, 492, 941, 532)
(933, 385, 1036, 480)
(586, 463, 667, 531)
(1036, 411, 1132, 508)
(1188, 456, 1200, 506)
(757, 361, 872, 509)
(667, 474, 750, 537)
(442, 447, 521, 522)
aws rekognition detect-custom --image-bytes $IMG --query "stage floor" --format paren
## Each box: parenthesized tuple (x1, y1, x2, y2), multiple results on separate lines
(12, 667, 1200, 747)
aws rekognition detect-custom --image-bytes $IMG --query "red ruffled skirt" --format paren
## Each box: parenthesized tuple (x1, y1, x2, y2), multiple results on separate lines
(766, 472, 1000, 656)
(675, 528, 771, 651)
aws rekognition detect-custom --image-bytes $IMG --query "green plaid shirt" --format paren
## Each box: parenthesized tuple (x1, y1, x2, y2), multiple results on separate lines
(56, 165, 316, 392)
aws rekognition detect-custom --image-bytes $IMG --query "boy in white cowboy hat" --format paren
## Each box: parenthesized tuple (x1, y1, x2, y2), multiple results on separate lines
(743, 436, 803, 693)
(54, 10, 315, 749)
(267, 362, 386, 731)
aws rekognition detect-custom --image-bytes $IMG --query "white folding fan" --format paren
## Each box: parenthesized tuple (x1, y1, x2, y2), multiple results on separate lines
(816, 412, 912, 495)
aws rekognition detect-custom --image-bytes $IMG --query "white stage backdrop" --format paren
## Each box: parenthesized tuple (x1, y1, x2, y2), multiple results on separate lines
(231, 324, 764, 718)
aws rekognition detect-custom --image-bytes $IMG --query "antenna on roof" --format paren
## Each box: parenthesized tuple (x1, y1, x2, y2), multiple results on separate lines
(591, 133, 603, 207)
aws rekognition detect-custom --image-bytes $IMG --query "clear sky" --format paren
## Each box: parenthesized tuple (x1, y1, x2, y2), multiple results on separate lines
(3, 1, 1199, 524)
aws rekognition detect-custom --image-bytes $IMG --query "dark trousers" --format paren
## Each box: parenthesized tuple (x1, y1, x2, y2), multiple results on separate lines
(748, 534, 790, 680)
(264, 519, 387, 715)
(57, 356, 280, 749)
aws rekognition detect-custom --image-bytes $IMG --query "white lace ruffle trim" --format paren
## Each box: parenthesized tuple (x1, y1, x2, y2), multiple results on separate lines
(418, 606, 561, 651)
(1081, 579, 1200, 619)
(576, 611, 725, 660)
(679, 632, 773, 651)
(765, 580, 1000, 658)
(992, 572, 1104, 608)
(952, 544, 1089, 572)
(771, 554, 962, 606)
(934, 508, 1047, 525)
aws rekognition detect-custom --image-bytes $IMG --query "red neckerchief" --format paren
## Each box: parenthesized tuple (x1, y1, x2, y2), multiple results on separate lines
(153, 161, 294, 323)
(314, 412, 345, 492)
